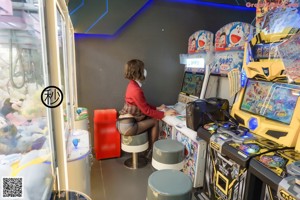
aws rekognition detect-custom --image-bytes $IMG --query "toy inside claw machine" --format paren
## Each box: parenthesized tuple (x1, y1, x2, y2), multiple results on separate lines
(0, 0, 56, 199)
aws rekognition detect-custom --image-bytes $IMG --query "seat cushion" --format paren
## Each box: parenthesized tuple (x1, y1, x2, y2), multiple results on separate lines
(147, 169, 192, 200)
(121, 132, 148, 153)
(152, 139, 184, 164)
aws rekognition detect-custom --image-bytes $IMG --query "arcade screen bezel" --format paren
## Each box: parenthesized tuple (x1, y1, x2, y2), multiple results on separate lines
(180, 71, 204, 98)
(240, 79, 300, 125)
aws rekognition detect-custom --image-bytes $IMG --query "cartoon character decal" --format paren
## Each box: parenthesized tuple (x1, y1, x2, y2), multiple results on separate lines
(215, 22, 254, 51)
(227, 23, 245, 47)
(175, 130, 199, 182)
(197, 32, 208, 50)
(188, 36, 197, 53)
(211, 51, 244, 74)
(188, 30, 213, 53)
(218, 32, 227, 49)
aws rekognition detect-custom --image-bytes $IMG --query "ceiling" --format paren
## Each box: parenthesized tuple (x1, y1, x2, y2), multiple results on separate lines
(68, 0, 257, 35)
(198, 0, 257, 5)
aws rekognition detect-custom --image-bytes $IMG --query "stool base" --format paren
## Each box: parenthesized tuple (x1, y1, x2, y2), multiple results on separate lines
(124, 153, 148, 169)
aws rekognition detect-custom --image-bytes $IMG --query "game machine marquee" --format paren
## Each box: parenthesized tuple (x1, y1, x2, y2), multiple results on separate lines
(160, 30, 214, 188)
(196, 22, 255, 200)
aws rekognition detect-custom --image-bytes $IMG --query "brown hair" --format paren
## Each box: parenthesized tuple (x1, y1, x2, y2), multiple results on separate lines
(124, 59, 145, 81)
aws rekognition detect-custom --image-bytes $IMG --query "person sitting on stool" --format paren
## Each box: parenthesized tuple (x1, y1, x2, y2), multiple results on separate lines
(117, 59, 176, 159)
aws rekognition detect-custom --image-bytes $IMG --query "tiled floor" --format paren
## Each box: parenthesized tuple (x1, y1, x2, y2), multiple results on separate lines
(90, 153, 198, 200)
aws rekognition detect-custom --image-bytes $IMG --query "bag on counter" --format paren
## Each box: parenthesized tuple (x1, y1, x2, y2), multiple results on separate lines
(186, 97, 230, 131)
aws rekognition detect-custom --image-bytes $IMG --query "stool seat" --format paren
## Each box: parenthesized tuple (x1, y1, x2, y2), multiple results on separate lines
(152, 139, 184, 170)
(121, 132, 149, 169)
(147, 169, 192, 200)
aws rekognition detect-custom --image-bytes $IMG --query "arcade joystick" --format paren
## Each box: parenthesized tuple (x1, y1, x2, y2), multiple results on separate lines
(238, 126, 249, 133)
(203, 123, 218, 131)
(222, 121, 236, 129)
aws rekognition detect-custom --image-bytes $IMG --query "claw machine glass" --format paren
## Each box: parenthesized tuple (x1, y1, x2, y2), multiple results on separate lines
(0, 0, 56, 200)
(52, 0, 91, 196)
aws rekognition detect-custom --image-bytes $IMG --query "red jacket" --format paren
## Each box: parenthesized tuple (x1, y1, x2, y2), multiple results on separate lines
(123, 80, 164, 120)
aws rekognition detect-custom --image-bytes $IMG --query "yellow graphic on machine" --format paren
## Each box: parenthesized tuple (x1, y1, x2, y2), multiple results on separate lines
(210, 141, 220, 151)
(279, 189, 296, 200)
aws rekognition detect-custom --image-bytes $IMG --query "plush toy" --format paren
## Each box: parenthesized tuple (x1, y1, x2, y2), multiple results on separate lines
(21, 87, 46, 120)
(0, 115, 18, 154)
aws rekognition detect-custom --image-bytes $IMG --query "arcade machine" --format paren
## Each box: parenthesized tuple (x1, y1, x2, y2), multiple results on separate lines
(243, 7, 300, 200)
(195, 21, 255, 200)
(159, 30, 214, 188)
(247, 135, 300, 200)
(198, 8, 300, 200)
(160, 30, 214, 139)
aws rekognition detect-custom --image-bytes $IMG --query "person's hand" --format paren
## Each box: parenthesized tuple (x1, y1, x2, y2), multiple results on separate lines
(157, 104, 166, 111)
(164, 109, 176, 117)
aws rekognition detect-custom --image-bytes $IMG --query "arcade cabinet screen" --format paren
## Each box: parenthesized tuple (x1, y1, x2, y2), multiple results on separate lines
(181, 71, 204, 97)
(240, 79, 300, 124)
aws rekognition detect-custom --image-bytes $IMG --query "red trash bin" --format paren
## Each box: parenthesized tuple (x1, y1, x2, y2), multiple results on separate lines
(94, 109, 121, 160)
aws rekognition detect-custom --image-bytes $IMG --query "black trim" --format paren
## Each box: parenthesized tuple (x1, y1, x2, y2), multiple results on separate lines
(222, 143, 249, 167)
(245, 170, 263, 200)
(248, 159, 281, 190)
(234, 114, 245, 125)
(265, 130, 288, 139)
(197, 127, 213, 143)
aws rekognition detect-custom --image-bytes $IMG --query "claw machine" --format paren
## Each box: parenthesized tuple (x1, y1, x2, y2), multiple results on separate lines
(0, 0, 58, 199)
(45, 0, 91, 197)
(0, 0, 88, 199)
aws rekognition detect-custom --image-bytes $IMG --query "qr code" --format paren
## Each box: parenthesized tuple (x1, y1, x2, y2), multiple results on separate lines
(2, 177, 23, 199)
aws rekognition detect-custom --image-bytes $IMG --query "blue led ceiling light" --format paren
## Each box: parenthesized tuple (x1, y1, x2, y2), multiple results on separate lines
(74, 0, 153, 38)
(248, 117, 258, 131)
(69, 0, 84, 16)
(165, 0, 256, 11)
(74, 0, 254, 38)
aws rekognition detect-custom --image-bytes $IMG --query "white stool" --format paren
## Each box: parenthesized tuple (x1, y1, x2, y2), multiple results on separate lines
(152, 139, 185, 170)
(121, 132, 149, 169)
(147, 169, 192, 200)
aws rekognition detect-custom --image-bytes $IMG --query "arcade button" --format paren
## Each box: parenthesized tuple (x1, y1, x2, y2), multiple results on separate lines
(239, 144, 260, 154)
(203, 123, 218, 132)
(238, 126, 249, 133)
(222, 121, 237, 129)
(259, 155, 285, 168)
(222, 122, 230, 129)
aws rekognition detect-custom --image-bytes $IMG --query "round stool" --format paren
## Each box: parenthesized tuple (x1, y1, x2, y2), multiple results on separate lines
(147, 169, 192, 200)
(121, 132, 149, 169)
(152, 139, 184, 170)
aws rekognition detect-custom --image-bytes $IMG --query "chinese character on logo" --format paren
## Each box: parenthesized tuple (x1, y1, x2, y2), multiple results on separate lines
(41, 86, 63, 108)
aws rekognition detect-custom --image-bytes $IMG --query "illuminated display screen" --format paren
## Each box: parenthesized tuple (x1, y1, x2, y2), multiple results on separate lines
(181, 71, 204, 97)
(186, 58, 205, 69)
(240, 79, 300, 124)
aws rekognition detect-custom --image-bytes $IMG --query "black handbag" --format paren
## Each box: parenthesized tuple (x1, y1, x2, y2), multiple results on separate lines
(186, 97, 231, 131)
